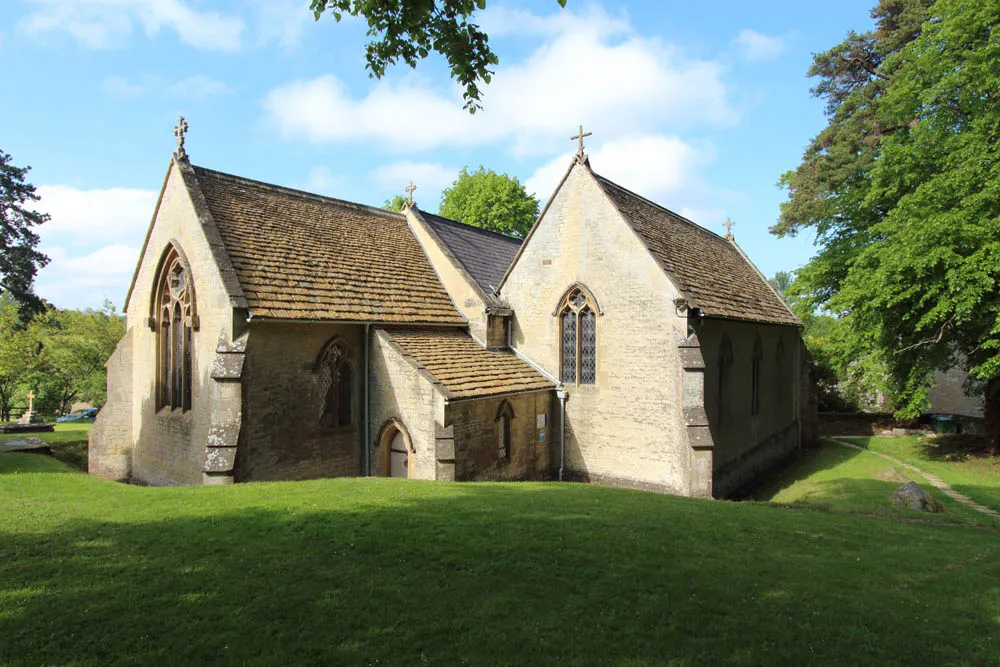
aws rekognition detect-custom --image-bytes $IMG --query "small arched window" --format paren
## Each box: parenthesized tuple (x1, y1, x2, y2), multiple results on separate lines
(751, 335, 763, 417)
(718, 334, 733, 424)
(557, 286, 598, 385)
(318, 340, 353, 428)
(496, 401, 514, 460)
(154, 245, 195, 412)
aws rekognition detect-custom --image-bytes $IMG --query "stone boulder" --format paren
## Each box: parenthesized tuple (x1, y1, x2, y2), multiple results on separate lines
(890, 481, 943, 513)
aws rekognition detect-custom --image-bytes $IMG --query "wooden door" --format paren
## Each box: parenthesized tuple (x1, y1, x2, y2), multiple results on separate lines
(389, 431, 408, 478)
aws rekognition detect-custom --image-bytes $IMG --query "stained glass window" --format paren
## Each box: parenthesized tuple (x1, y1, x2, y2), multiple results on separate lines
(155, 246, 194, 412)
(561, 310, 577, 383)
(319, 341, 353, 428)
(558, 287, 599, 385)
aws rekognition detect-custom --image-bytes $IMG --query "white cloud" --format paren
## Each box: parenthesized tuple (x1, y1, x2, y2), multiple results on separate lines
(20, 0, 245, 52)
(30, 184, 156, 309)
(525, 134, 714, 202)
(102, 75, 146, 99)
(262, 5, 736, 155)
(251, 0, 313, 51)
(732, 29, 787, 61)
(166, 75, 233, 99)
(372, 161, 457, 193)
(296, 166, 342, 196)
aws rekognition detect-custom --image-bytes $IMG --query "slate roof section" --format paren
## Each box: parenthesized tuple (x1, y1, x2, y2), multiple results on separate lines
(593, 173, 801, 327)
(417, 211, 522, 294)
(380, 328, 554, 400)
(191, 166, 465, 324)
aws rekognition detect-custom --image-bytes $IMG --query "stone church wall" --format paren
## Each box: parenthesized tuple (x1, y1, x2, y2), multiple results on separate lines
(697, 318, 802, 497)
(369, 330, 445, 480)
(102, 161, 240, 486)
(927, 367, 984, 418)
(237, 321, 363, 482)
(501, 164, 691, 495)
(89, 329, 134, 480)
(447, 391, 550, 481)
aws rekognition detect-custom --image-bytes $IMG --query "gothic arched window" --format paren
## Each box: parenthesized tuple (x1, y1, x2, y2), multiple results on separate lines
(751, 335, 763, 417)
(718, 334, 734, 424)
(318, 340, 353, 428)
(557, 286, 598, 385)
(496, 401, 514, 460)
(154, 245, 195, 412)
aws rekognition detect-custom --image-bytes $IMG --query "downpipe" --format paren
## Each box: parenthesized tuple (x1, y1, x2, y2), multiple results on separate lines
(556, 386, 568, 481)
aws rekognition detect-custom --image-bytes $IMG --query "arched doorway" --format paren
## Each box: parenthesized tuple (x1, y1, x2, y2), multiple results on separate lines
(376, 420, 412, 478)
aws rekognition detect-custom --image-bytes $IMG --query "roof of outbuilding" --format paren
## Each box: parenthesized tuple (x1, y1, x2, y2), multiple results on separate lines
(593, 172, 801, 327)
(191, 166, 465, 324)
(416, 210, 522, 295)
(379, 328, 554, 400)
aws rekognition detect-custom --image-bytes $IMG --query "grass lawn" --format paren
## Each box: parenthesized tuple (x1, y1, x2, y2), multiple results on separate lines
(747, 440, 997, 526)
(2, 453, 999, 665)
(844, 436, 1000, 513)
(0, 422, 92, 471)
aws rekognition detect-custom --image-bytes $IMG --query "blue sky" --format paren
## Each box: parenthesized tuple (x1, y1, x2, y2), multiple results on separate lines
(1, 0, 876, 310)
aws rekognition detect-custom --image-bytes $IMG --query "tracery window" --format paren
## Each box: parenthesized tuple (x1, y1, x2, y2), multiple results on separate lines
(718, 334, 733, 424)
(558, 287, 598, 385)
(496, 401, 514, 460)
(154, 246, 195, 412)
(751, 335, 763, 417)
(318, 340, 353, 428)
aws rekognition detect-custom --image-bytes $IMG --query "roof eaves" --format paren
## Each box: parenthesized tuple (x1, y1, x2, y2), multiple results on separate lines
(374, 328, 456, 400)
(728, 240, 804, 327)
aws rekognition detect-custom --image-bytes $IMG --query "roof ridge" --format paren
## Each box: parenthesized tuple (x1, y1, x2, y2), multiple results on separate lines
(192, 164, 406, 223)
(592, 171, 730, 245)
(417, 208, 522, 244)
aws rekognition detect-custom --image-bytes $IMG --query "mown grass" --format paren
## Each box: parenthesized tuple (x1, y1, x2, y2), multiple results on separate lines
(2, 453, 999, 666)
(845, 436, 1000, 513)
(0, 422, 91, 470)
(747, 440, 996, 526)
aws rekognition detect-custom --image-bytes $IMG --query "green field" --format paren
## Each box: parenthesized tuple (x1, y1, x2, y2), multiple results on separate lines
(2, 447, 998, 666)
(0, 422, 92, 470)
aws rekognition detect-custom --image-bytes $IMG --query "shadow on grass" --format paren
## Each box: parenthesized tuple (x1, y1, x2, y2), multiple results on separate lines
(739, 443, 866, 501)
(2, 468, 998, 665)
(917, 434, 993, 462)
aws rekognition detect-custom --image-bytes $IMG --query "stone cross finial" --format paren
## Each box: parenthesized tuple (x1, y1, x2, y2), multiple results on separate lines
(723, 217, 735, 241)
(26, 390, 34, 412)
(174, 116, 189, 160)
(571, 125, 592, 160)
(405, 182, 417, 206)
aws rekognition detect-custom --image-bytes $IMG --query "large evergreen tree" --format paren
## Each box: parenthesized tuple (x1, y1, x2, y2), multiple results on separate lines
(0, 150, 49, 317)
(775, 0, 1000, 453)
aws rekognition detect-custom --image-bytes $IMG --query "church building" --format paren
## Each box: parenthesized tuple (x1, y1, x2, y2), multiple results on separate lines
(90, 122, 811, 498)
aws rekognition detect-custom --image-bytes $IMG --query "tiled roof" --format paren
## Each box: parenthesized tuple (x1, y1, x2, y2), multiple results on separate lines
(192, 166, 465, 324)
(417, 210, 521, 294)
(593, 173, 801, 327)
(380, 328, 553, 400)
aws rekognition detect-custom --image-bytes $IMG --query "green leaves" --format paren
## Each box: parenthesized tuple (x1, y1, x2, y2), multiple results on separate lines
(309, 1, 568, 111)
(438, 166, 539, 238)
(0, 150, 50, 318)
(778, 0, 1000, 420)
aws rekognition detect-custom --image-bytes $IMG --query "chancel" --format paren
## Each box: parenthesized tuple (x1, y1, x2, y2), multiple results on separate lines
(90, 121, 813, 497)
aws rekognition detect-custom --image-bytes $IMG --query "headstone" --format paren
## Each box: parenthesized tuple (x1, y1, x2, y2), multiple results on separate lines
(890, 481, 942, 513)
(17, 390, 43, 425)
(0, 437, 51, 454)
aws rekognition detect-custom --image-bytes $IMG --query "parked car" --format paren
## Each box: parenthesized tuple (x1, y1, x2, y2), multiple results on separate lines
(56, 408, 99, 423)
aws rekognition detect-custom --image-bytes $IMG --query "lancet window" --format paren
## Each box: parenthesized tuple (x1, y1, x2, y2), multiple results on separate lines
(718, 334, 734, 424)
(318, 340, 353, 428)
(154, 246, 195, 411)
(751, 335, 763, 417)
(496, 401, 514, 460)
(558, 287, 598, 385)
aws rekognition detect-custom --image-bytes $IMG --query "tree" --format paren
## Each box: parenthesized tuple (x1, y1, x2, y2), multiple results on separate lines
(775, 0, 1000, 453)
(439, 166, 539, 238)
(768, 271, 794, 296)
(383, 194, 408, 212)
(310, 0, 567, 111)
(0, 297, 41, 422)
(1, 150, 50, 317)
(32, 302, 125, 414)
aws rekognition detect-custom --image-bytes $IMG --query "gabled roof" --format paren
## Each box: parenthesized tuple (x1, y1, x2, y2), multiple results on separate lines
(379, 328, 553, 400)
(415, 210, 521, 295)
(191, 166, 465, 324)
(592, 172, 801, 327)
